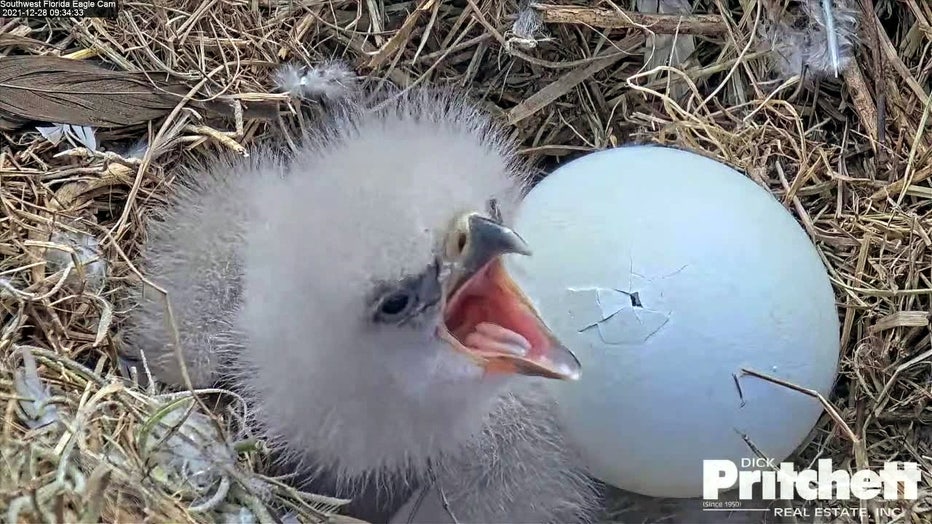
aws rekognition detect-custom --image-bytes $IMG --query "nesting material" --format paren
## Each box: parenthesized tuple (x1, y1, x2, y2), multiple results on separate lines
(636, 0, 695, 100)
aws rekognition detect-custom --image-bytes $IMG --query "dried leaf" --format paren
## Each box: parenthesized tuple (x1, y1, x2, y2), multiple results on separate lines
(92, 295, 114, 347)
(0, 34, 61, 50)
(869, 311, 930, 333)
(0, 55, 230, 130)
(0, 107, 27, 130)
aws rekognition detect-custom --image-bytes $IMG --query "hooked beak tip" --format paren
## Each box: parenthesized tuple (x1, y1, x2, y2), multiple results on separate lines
(465, 214, 532, 261)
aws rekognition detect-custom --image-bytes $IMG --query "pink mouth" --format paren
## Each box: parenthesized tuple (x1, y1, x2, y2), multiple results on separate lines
(440, 259, 581, 380)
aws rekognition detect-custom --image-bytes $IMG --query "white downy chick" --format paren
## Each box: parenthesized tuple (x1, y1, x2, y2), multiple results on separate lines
(124, 85, 599, 523)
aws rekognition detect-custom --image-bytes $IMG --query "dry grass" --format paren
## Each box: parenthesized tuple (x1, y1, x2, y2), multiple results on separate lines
(1, 0, 931, 522)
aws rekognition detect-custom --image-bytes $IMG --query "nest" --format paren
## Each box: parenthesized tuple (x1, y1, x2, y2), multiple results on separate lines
(0, 0, 930, 522)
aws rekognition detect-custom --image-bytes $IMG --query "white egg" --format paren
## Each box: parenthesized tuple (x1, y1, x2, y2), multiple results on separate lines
(506, 145, 840, 498)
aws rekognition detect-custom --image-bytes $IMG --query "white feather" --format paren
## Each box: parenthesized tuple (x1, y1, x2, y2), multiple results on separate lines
(821, 0, 841, 76)
(13, 345, 60, 429)
(145, 404, 235, 492)
(36, 123, 65, 144)
(124, 139, 150, 161)
(512, 8, 542, 39)
(509, 0, 545, 49)
(44, 228, 108, 293)
(36, 123, 98, 151)
(273, 61, 359, 102)
(67, 124, 98, 152)
(762, 0, 859, 81)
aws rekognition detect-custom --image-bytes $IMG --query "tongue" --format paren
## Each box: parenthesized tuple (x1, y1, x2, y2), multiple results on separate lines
(463, 322, 531, 357)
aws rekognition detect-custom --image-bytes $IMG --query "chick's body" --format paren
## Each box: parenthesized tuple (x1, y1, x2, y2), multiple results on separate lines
(125, 88, 599, 523)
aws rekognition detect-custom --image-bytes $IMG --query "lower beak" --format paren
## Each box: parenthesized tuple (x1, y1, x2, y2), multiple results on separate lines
(438, 215, 581, 381)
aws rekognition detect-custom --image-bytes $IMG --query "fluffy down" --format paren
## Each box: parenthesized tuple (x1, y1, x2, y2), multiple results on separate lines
(123, 86, 600, 522)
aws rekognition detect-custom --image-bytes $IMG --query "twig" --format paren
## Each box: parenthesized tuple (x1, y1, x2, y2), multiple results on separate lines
(507, 46, 630, 125)
(739, 368, 858, 445)
(437, 482, 459, 524)
(842, 63, 879, 143)
(184, 125, 248, 157)
(739, 367, 869, 487)
(530, 3, 727, 34)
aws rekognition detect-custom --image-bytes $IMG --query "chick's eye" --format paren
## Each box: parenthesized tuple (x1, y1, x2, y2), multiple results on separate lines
(375, 289, 417, 322)
(381, 293, 410, 315)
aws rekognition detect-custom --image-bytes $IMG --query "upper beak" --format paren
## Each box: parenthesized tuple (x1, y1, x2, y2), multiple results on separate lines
(438, 213, 581, 381)
(455, 214, 532, 275)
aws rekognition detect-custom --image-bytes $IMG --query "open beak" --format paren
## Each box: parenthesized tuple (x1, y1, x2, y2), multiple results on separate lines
(438, 213, 581, 381)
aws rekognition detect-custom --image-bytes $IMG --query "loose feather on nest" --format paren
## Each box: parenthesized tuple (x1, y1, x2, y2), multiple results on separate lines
(507, 0, 546, 50)
(761, 0, 859, 81)
(273, 61, 359, 102)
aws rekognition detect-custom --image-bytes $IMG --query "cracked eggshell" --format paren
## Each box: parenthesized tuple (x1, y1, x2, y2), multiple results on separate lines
(505, 145, 840, 498)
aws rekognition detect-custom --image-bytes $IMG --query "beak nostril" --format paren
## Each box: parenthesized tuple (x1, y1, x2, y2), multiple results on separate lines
(456, 232, 468, 254)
